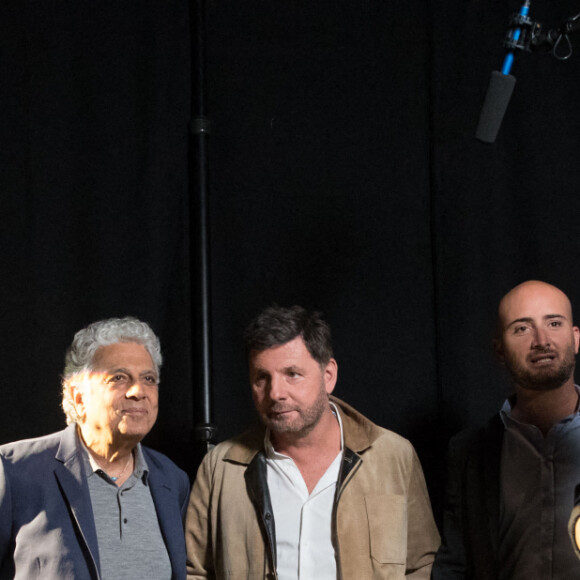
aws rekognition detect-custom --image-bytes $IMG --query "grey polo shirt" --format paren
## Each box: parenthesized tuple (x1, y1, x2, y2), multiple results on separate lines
(499, 390, 580, 579)
(84, 443, 172, 579)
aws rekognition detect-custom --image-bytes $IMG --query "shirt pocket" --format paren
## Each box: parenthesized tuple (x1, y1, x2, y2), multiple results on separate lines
(364, 494, 408, 564)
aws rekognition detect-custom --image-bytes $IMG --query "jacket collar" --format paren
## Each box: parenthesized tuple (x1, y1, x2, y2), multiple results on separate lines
(223, 424, 264, 464)
(146, 450, 188, 580)
(55, 424, 85, 467)
(54, 425, 101, 577)
(331, 395, 381, 454)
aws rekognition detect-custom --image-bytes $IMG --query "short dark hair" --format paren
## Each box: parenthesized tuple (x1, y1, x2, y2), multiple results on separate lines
(244, 305, 333, 365)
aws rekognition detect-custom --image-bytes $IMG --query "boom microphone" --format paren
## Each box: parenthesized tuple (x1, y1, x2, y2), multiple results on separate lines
(476, 0, 531, 143)
(475, 71, 516, 142)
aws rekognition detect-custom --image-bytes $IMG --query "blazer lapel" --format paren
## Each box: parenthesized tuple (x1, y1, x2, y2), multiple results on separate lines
(147, 455, 186, 580)
(54, 426, 101, 576)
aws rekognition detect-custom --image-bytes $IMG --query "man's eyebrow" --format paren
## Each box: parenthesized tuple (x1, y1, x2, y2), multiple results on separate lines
(506, 317, 533, 329)
(251, 365, 303, 375)
(544, 314, 567, 321)
(106, 367, 130, 374)
(283, 365, 300, 372)
(103, 367, 157, 376)
(506, 314, 567, 328)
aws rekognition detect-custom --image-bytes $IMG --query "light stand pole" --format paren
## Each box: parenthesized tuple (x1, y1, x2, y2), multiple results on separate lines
(189, 0, 217, 464)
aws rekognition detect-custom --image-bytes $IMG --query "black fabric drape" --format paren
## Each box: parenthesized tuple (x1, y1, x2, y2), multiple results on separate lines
(2, 0, 580, 515)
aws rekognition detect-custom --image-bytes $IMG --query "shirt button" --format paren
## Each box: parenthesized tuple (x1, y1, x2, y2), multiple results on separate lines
(123, 518, 128, 524)
(265, 512, 272, 521)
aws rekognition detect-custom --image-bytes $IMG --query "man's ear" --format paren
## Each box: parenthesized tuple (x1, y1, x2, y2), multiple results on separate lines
(71, 383, 86, 421)
(493, 338, 505, 363)
(323, 358, 338, 395)
(573, 326, 580, 354)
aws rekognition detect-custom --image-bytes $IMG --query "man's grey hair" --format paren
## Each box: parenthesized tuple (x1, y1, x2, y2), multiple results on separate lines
(61, 316, 162, 425)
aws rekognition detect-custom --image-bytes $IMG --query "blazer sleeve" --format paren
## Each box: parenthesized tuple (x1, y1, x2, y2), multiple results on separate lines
(431, 436, 468, 580)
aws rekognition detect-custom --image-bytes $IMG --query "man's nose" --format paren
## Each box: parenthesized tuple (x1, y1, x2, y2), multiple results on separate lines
(126, 380, 146, 399)
(268, 375, 286, 401)
(532, 327, 550, 348)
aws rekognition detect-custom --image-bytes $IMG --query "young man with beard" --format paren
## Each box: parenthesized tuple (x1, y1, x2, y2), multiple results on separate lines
(432, 280, 580, 579)
(186, 305, 440, 579)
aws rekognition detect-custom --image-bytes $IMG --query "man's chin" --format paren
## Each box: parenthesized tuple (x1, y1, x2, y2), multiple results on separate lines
(116, 422, 153, 441)
(521, 381, 566, 392)
(507, 358, 575, 392)
(265, 418, 299, 434)
(518, 370, 570, 391)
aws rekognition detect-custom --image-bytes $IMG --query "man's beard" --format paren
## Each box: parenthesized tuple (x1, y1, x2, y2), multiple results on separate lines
(505, 344, 576, 391)
(262, 381, 329, 436)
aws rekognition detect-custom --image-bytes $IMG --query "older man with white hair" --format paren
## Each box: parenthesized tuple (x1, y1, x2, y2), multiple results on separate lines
(0, 317, 189, 580)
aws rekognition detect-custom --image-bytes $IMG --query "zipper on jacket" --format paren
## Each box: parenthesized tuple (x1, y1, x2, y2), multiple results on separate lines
(244, 452, 278, 578)
(332, 448, 362, 580)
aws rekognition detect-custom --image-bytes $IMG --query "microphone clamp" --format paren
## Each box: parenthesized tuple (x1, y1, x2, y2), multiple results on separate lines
(504, 9, 580, 61)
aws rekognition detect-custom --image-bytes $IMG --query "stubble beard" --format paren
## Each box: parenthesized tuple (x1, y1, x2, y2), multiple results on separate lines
(505, 343, 577, 391)
(263, 381, 329, 436)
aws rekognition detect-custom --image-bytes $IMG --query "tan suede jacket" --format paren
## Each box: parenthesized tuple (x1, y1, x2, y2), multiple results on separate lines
(186, 396, 440, 579)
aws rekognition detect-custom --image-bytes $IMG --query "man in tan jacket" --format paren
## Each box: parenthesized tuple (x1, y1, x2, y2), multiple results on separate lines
(186, 305, 440, 579)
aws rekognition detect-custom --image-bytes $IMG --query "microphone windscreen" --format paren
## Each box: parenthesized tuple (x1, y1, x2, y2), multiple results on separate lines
(475, 70, 516, 143)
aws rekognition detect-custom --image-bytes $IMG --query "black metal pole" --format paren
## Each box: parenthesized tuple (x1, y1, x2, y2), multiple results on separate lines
(189, 0, 217, 462)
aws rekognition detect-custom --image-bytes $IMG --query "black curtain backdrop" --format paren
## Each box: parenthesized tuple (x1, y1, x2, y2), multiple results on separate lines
(2, 0, 580, 522)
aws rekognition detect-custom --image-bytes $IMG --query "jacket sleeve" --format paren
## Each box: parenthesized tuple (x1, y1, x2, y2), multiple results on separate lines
(405, 449, 441, 579)
(186, 451, 215, 580)
(430, 437, 468, 580)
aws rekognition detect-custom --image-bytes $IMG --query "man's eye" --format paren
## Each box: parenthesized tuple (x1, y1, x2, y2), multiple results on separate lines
(144, 375, 158, 385)
(513, 326, 527, 334)
(549, 321, 562, 328)
(108, 374, 126, 383)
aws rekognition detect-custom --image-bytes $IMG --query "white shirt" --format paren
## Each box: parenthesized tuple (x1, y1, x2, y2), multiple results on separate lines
(264, 402, 344, 580)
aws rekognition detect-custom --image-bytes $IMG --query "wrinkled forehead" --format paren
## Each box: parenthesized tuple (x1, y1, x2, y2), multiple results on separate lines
(248, 336, 319, 370)
(498, 283, 573, 329)
(91, 342, 156, 373)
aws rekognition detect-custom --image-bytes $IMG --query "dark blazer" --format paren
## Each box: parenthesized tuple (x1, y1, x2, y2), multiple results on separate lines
(0, 425, 189, 580)
(431, 414, 504, 580)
